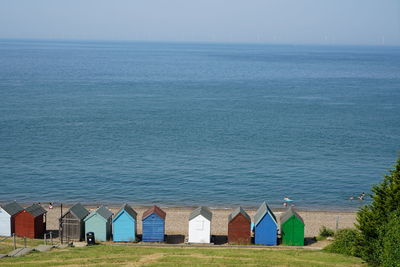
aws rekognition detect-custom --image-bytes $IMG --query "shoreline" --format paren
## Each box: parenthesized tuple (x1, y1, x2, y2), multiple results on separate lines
(0, 200, 362, 213)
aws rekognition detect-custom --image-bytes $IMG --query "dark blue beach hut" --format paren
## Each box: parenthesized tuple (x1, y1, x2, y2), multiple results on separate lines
(112, 204, 137, 242)
(254, 202, 278, 245)
(142, 205, 166, 242)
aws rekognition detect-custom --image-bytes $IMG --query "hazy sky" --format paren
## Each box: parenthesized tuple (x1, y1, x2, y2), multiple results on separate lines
(0, 0, 399, 45)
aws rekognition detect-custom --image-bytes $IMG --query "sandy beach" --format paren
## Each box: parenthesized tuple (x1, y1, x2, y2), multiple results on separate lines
(42, 205, 356, 239)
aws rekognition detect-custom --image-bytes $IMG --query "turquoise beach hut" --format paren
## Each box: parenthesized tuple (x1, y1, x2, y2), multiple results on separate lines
(112, 204, 137, 242)
(254, 202, 278, 245)
(84, 206, 113, 241)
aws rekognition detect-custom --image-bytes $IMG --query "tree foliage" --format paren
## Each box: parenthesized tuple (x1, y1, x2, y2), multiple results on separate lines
(379, 210, 400, 267)
(356, 156, 400, 266)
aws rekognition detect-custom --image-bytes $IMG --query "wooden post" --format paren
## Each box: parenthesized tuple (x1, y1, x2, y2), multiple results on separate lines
(13, 233, 16, 250)
(24, 237, 26, 248)
(50, 231, 53, 245)
(335, 216, 339, 232)
(60, 203, 63, 245)
(44, 233, 47, 245)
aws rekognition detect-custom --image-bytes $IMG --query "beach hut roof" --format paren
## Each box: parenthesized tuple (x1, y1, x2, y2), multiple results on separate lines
(114, 204, 137, 221)
(95, 206, 113, 220)
(1, 202, 23, 216)
(142, 205, 166, 220)
(68, 203, 90, 220)
(189, 206, 212, 221)
(280, 207, 304, 225)
(25, 203, 47, 217)
(228, 207, 250, 223)
(254, 202, 277, 226)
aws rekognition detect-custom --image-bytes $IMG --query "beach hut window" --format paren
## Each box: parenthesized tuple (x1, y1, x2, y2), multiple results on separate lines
(195, 220, 204, 230)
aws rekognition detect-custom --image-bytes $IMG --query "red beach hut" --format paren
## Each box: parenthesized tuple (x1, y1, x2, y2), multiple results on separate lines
(14, 204, 47, 239)
(228, 207, 251, 244)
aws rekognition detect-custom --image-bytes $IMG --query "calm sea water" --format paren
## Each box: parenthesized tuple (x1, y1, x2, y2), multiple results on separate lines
(0, 40, 399, 210)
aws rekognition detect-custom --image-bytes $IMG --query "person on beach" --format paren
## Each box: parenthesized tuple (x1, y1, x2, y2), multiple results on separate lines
(48, 202, 53, 209)
(283, 196, 293, 206)
(349, 196, 354, 200)
(358, 192, 365, 200)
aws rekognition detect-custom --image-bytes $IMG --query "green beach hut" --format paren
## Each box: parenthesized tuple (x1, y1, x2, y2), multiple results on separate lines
(84, 206, 113, 241)
(280, 207, 304, 246)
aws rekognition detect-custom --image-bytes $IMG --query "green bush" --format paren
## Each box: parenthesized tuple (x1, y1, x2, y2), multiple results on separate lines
(317, 226, 335, 241)
(380, 211, 400, 267)
(319, 226, 335, 237)
(356, 156, 400, 265)
(324, 228, 362, 257)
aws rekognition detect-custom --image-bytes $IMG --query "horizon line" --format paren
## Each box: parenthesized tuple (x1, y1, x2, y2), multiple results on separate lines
(0, 37, 398, 48)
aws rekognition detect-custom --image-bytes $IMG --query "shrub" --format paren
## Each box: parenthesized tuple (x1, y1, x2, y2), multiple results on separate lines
(324, 228, 362, 257)
(319, 226, 335, 238)
(379, 211, 400, 267)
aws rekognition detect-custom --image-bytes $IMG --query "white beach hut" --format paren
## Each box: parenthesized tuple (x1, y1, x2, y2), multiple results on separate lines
(188, 206, 212, 243)
(0, 202, 24, 236)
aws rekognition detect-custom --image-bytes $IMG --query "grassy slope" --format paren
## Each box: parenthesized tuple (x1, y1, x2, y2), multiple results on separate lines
(0, 244, 364, 267)
(0, 237, 45, 254)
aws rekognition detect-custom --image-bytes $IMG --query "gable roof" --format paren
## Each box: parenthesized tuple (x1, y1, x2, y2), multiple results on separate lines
(96, 206, 113, 220)
(142, 205, 166, 220)
(280, 207, 304, 225)
(113, 204, 137, 222)
(1, 202, 24, 216)
(254, 202, 277, 226)
(68, 203, 89, 220)
(228, 207, 250, 223)
(189, 206, 212, 221)
(84, 206, 113, 222)
(25, 203, 47, 217)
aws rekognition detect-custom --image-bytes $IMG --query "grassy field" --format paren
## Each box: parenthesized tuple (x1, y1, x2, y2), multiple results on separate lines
(0, 244, 364, 266)
(0, 237, 46, 254)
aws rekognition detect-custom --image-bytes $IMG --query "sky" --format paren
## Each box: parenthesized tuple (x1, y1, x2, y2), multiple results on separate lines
(0, 0, 399, 45)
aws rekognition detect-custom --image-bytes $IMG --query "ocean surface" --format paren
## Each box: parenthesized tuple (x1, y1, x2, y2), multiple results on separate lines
(0, 40, 399, 210)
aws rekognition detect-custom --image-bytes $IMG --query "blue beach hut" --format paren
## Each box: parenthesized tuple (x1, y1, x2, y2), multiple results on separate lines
(254, 202, 278, 245)
(112, 204, 137, 242)
(84, 206, 113, 241)
(142, 205, 166, 242)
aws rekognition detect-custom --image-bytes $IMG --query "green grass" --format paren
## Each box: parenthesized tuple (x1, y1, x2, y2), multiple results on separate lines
(0, 244, 365, 266)
(0, 237, 45, 254)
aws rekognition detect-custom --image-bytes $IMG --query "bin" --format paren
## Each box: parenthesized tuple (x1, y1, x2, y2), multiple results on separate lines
(86, 232, 95, 245)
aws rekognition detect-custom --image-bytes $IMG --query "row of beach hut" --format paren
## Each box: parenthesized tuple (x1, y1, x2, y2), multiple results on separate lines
(0, 202, 46, 239)
(0, 202, 304, 246)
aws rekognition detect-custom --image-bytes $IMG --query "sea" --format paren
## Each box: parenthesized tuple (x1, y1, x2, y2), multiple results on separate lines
(0, 39, 399, 210)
